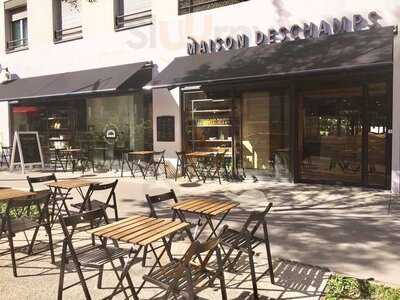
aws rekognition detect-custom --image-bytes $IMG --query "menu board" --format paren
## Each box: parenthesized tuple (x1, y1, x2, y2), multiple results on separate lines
(10, 132, 44, 173)
(157, 116, 175, 142)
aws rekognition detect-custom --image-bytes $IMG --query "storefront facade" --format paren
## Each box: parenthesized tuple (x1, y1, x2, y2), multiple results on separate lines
(0, 0, 399, 190)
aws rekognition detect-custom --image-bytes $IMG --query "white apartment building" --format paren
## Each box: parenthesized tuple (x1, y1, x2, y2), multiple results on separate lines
(0, 0, 399, 191)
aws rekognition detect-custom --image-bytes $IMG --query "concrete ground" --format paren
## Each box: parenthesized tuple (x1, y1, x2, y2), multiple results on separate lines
(0, 169, 398, 299)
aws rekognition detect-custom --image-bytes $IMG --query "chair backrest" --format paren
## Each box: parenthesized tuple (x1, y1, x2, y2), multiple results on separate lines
(176, 151, 187, 165)
(83, 180, 118, 209)
(2, 191, 52, 232)
(181, 238, 221, 269)
(59, 209, 109, 258)
(153, 150, 166, 162)
(145, 189, 178, 218)
(241, 202, 273, 235)
(27, 174, 57, 192)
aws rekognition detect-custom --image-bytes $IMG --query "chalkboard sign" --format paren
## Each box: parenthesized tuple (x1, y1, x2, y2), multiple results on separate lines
(10, 132, 44, 173)
(157, 116, 175, 142)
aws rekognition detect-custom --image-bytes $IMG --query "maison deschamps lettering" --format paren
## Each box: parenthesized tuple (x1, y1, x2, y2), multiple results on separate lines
(187, 11, 383, 55)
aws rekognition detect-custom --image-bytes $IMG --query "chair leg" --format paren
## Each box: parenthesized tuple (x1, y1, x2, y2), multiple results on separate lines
(114, 205, 119, 221)
(97, 265, 104, 289)
(264, 223, 275, 284)
(8, 234, 17, 277)
(28, 227, 39, 255)
(248, 247, 259, 299)
(58, 251, 66, 300)
(46, 225, 55, 264)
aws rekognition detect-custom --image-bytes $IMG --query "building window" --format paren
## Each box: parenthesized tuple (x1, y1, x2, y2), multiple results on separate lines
(115, 0, 152, 30)
(53, 0, 83, 42)
(5, 6, 28, 51)
(178, 0, 248, 15)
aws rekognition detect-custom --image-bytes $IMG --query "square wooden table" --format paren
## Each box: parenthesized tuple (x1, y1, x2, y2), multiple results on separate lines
(88, 215, 190, 299)
(47, 179, 96, 223)
(172, 198, 239, 240)
(121, 151, 156, 178)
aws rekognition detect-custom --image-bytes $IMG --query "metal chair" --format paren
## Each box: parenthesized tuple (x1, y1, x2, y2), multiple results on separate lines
(58, 209, 137, 300)
(27, 173, 72, 224)
(142, 189, 179, 267)
(143, 238, 227, 300)
(0, 191, 55, 277)
(71, 180, 119, 221)
(219, 203, 275, 299)
(0, 146, 11, 168)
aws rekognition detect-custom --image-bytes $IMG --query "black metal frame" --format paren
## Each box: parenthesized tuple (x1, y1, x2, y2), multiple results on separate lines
(54, 26, 83, 42)
(115, 10, 152, 30)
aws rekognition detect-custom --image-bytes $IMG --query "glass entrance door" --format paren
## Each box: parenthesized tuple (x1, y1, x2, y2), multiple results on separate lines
(298, 83, 392, 188)
(298, 87, 363, 184)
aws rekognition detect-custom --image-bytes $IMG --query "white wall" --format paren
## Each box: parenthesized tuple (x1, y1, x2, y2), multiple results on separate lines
(0, 0, 399, 184)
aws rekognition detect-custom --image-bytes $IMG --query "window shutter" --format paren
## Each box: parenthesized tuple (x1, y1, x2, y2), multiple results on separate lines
(10, 8, 27, 21)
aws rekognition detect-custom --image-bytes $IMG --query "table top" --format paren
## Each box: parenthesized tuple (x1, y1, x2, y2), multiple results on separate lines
(59, 148, 81, 153)
(171, 198, 239, 216)
(88, 215, 189, 246)
(186, 151, 215, 158)
(127, 151, 155, 156)
(0, 188, 36, 202)
(47, 179, 94, 189)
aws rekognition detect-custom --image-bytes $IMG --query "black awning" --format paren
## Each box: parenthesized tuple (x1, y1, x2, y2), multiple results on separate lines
(147, 26, 394, 89)
(0, 61, 152, 101)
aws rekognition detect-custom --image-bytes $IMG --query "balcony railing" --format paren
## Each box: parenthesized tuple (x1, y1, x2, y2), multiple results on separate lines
(178, 0, 248, 15)
(115, 9, 152, 30)
(54, 25, 83, 43)
(6, 38, 28, 51)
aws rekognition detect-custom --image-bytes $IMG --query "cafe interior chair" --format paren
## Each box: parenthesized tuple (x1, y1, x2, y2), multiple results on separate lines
(143, 238, 227, 300)
(0, 191, 55, 277)
(218, 202, 275, 298)
(58, 209, 137, 300)
(79, 148, 95, 174)
(50, 149, 67, 172)
(142, 189, 179, 267)
(71, 180, 119, 221)
(27, 173, 72, 224)
(202, 151, 227, 184)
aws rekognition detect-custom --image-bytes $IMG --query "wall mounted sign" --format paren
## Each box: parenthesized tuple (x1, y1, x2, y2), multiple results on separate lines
(103, 123, 119, 145)
(187, 11, 382, 55)
(157, 116, 175, 142)
(10, 131, 44, 174)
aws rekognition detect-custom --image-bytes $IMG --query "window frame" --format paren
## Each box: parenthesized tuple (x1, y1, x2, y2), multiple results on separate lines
(53, 0, 83, 43)
(178, 0, 249, 15)
(6, 5, 28, 52)
(114, 0, 153, 31)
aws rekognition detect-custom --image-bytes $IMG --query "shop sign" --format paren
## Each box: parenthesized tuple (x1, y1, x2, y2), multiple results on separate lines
(187, 11, 382, 55)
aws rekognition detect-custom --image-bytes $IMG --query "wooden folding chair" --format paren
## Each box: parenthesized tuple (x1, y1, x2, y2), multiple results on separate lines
(202, 151, 226, 184)
(0, 191, 55, 277)
(58, 209, 137, 300)
(27, 174, 73, 224)
(144, 238, 227, 300)
(219, 203, 275, 299)
(71, 180, 119, 221)
(141, 189, 179, 267)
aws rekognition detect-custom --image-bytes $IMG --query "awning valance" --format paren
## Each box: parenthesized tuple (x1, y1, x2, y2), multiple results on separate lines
(0, 61, 152, 101)
(146, 26, 394, 89)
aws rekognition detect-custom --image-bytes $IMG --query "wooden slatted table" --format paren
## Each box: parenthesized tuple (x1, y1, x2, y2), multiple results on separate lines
(172, 198, 239, 241)
(0, 188, 36, 202)
(88, 215, 190, 298)
(47, 179, 97, 223)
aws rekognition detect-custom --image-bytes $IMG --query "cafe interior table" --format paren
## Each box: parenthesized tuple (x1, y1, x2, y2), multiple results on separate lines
(88, 215, 191, 299)
(171, 198, 239, 240)
(47, 179, 96, 224)
(121, 150, 156, 179)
